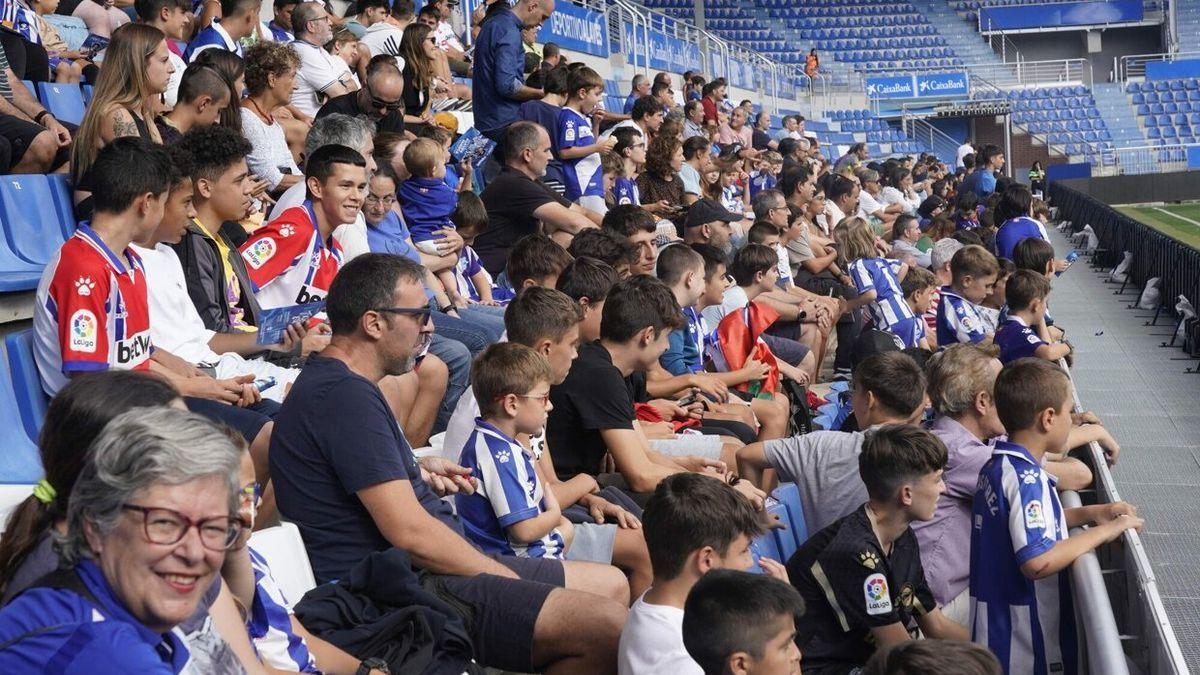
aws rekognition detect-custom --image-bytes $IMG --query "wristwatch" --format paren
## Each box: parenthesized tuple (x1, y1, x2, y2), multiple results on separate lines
(357, 657, 390, 675)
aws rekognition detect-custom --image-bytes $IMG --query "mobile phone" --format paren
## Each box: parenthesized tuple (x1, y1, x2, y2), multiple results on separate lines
(678, 393, 699, 407)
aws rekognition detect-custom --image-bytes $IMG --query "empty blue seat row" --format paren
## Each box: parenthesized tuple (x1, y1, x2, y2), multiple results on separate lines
(0, 174, 76, 291)
(0, 331, 43, 484)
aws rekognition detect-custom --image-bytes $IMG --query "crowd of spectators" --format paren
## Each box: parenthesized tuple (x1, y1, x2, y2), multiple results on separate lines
(0, 1, 1144, 674)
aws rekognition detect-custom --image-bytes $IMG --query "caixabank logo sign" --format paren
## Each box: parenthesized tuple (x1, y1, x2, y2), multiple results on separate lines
(866, 72, 970, 100)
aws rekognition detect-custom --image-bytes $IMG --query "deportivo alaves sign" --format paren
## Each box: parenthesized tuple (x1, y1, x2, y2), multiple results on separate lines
(865, 72, 971, 100)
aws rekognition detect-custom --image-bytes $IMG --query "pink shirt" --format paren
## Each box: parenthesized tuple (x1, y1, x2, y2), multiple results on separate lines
(72, 0, 130, 38)
(717, 123, 752, 148)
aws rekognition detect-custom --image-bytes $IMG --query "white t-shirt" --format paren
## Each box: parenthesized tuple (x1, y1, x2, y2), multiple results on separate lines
(956, 142, 974, 169)
(270, 180, 369, 261)
(361, 22, 406, 63)
(133, 243, 300, 401)
(617, 593, 703, 675)
(290, 39, 355, 117)
(858, 189, 887, 219)
(433, 20, 464, 54)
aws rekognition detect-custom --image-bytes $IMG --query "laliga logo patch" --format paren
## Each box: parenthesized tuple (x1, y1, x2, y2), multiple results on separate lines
(244, 238, 277, 269)
(1024, 500, 1046, 529)
(1027, 333, 1042, 345)
(74, 276, 95, 296)
(1020, 469, 1039, 485)
(864, 573, 892, 616)
(69, 309, 98, 353)
(563, 120, 576, 142)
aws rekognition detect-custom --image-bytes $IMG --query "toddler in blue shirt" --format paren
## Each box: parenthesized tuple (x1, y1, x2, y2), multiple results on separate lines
(400, 138, 461, 301)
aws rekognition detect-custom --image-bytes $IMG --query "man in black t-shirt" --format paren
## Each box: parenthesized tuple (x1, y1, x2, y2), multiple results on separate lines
(476, 120, 600, 273)
(548, 275, 764, 507)
(270, 253, 628, 673)
(315, 55, 407, 135)
(786, 425, 966, 673)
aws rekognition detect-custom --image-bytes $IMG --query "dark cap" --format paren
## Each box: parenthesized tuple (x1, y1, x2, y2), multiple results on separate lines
(850, 329, 904, 370)
(685, 199, 743, 229)
(918, 195, 946, 220)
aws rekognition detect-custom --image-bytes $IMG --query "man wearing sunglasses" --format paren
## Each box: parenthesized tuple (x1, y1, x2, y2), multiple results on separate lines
(317, 55, 408, 135)
(272, 253, 629, 674)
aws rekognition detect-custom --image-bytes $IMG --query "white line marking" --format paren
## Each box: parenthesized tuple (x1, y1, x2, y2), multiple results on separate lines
(1151, 207, 1200, 228)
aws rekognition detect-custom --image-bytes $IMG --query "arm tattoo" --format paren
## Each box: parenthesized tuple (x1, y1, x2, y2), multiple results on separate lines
(111, 109, 140, 138)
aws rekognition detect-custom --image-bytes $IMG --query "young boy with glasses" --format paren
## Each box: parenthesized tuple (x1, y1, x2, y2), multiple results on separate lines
(457, 343, 574, 559)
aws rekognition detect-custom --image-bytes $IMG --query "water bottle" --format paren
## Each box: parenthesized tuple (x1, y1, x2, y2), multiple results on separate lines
(1056, 250, 1080, 276)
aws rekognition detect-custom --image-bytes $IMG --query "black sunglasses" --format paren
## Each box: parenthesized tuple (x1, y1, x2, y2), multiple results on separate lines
(375, 304, 433, 323)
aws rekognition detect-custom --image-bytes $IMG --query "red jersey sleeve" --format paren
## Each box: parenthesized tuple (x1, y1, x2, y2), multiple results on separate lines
(240, 210, 313, 291)
(50, 254, 114, 374)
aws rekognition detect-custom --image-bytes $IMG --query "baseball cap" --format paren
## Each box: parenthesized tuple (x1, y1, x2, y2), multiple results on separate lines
(685, 199, 742, 229)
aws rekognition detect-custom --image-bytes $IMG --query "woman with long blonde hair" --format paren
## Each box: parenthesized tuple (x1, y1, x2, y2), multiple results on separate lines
(70, 23, 174, 204)
(834, 215, 923, 348)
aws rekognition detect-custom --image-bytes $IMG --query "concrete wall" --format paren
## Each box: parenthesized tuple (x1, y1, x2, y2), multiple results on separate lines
(1009, 25, 1163, 81)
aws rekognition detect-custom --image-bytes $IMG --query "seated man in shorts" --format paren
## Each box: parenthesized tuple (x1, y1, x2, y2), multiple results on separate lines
(269, 253, 628, 673)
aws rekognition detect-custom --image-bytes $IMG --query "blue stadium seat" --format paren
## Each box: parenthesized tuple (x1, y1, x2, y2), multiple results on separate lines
(46, 174, 77, 240)
(36, 83, 86, 126)
(0, 174, 68, 266)
(766, 499, 798, 563)
(0, 344, 41, 484)
(20, 80, 35, 99)
(772, 483, 809, 545)
(6, 330, 49, 446)
(81, 84, 94, 106)
(750, 523, 783, 571)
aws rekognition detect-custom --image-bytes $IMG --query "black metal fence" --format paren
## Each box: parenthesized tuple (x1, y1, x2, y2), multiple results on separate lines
(1049, 182, 1200, 330)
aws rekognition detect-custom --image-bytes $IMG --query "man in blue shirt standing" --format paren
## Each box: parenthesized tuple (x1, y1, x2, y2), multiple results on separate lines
(960, 144, 1004, 198)
(473, 0, 555, 142)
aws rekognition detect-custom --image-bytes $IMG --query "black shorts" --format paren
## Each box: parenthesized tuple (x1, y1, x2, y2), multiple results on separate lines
(184, 397, 281, 441)
(424, 556, 565, 672)
(0, 114, 47, 171)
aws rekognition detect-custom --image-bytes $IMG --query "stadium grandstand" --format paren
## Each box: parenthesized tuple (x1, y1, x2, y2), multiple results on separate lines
(0, 0, 1198, 671)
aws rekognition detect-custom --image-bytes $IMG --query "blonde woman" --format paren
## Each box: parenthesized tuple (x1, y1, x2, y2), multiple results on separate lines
(834, 215, 923, 348)
(70, 23, 174, 211)
(241, 41, 303, 194)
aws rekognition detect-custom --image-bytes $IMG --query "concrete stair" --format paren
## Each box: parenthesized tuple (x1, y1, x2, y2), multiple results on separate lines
(1177, 2, 1200, 54)
(1092, 82, 1149, 148)
(909, 0, 1006, 68)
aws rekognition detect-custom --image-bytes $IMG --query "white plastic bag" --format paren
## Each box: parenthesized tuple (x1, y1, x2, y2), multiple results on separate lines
(1138, 277, 1161, 310)
(1109, 251, 1132, 283)
(1176, 295, 1196, 342)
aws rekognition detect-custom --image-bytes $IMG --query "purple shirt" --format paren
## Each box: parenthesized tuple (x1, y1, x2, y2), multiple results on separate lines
(912, 416, 995, 606)
(994, 316, 1047, 364)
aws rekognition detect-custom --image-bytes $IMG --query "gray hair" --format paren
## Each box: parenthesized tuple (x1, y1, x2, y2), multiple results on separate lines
(60, 408, 242, 566)
(292, 1, 324, 37)
(303, 113, 375, 160)
(857, 168, 879, 184)
(931, 238, 964, 270)
(502, 120, 545, 164)
(751, 188, 785, 220)
(926, 344, 997, 417)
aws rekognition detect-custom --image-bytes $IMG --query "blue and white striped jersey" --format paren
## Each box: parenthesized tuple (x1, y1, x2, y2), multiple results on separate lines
(456, 419, 566, 559)
(969, 441, 1077, 675)
(849, 257, 915, 334)
(247, 548, 319, 673)
(936, 286, 989, 346)
(556, 107, 604, 201)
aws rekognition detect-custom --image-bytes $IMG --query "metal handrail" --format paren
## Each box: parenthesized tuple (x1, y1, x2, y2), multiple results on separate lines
(1059, 490, 1130, 675)
(1062, 360, 1189, 674)
(1118, 50, 1200, 83)
(1099, 142, 1200, 176)
(979, 18, 1024, 63)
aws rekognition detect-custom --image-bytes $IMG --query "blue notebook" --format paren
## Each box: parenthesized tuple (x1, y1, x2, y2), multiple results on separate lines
(449, 126, 496, 167)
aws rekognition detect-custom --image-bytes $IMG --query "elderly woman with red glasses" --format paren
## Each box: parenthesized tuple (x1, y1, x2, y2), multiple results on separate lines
(0, 407, 244, 673)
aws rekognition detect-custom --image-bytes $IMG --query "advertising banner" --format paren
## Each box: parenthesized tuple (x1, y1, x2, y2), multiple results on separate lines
(539, 2, 608, 58)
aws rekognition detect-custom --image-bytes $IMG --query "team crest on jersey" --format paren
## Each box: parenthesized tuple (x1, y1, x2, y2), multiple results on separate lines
(864, 573, 892, 615)
(279, 224, 296, 238)
(858, 551, 879, 570)
(244, 238, 277, 269)
(69, 310, 97, 353)
(1024, 500, 1046, 529)
(563, 120, 576, 142)
(1020, 469, 1039, 485)
(495, 448, 511, 464)
(74, 277, 95, 296)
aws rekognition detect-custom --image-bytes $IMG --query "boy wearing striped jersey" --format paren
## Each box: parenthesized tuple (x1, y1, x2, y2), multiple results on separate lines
(787, 425, 967, 674)
(936, 244, 999, 347)
(970, 360, 1142, 674)
(458, 343, 571, 559)
(557, 66, 616, 215)
(240, 145, 366, 311)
